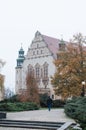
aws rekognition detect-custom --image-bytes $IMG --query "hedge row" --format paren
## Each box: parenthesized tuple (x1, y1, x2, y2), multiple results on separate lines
(0, 102, 39, 112)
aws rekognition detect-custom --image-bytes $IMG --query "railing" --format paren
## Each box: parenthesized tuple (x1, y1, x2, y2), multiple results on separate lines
(58, 122, 76, 130)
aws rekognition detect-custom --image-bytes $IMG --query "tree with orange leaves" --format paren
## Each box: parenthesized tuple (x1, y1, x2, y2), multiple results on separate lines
(51, 33, 86, 99)
(19, 72, 39, 104)
(0, 59, 5, 101)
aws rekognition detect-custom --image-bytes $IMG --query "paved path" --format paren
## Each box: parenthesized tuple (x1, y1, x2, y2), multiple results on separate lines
(0, 109, 75, 130)
(6, 109, 74, 122)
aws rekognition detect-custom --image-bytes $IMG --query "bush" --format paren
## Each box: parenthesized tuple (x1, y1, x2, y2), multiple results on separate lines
(39, 93, 66, 108)
(53, 99, 66, 108)
(64, 97, 86, 130)
(0, 95, 20, 103)
(39, 93, 48, 107)
(0, 102, 40, 112)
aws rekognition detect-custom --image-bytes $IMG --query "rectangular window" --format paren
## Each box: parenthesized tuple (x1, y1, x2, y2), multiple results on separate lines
(44, 66, 48, 77)
(33, 51, 35, 55)
(37, 44, 39, 48)
(41, 50, 43, 54)
(59, 44, 65, 51)
(36, 67, 40, 78)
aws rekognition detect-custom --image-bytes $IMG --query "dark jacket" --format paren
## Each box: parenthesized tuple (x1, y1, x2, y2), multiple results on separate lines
(47, 97, 52, 106)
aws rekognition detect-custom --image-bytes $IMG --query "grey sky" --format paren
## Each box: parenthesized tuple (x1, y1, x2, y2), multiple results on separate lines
(0, 0, 86, 92)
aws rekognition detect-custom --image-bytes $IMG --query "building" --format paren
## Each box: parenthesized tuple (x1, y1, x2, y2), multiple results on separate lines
(15, 31, 66, 99)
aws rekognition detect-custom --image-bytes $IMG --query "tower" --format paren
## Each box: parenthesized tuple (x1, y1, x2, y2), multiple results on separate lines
(59, 38, 66, 51)
(15, 45, 25, 94)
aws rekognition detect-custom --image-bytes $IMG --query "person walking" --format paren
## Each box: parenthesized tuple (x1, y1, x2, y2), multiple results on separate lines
(47, 96, 53, 111)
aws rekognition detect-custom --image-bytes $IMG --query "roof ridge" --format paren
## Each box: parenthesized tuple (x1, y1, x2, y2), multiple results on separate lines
(42, 34, 60, 41)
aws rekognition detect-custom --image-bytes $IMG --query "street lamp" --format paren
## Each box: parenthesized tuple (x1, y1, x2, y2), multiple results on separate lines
(81, 81, 85, 97)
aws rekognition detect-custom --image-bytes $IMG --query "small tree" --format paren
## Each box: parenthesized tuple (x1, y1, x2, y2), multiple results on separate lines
(0, 74, 4, 100)
(19, 72, 39, 104)
(51, 33, 86, 99)
(0, 59, 5, 101)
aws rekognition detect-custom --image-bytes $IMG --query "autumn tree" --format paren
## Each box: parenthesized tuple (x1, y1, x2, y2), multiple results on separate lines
(0, 74, 4, 100)
(0, 59, 5, 100)
(19, 72, 39, 104)
(51, 33, 86, 99)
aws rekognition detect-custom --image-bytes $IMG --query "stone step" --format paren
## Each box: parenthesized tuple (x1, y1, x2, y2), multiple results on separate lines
(0, 119, 64, 129)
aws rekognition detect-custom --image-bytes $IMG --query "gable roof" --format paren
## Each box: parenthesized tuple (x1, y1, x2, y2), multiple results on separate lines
(30, 31, 67, 59)
(42, 34, 61, 59)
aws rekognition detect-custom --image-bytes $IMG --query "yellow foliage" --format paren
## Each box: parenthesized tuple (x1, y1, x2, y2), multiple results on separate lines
(0, 74, 4, 88)
(51, 33, 86, 99)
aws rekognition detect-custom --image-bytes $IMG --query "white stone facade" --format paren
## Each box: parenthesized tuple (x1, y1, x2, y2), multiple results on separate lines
(15, 31, 65, 99)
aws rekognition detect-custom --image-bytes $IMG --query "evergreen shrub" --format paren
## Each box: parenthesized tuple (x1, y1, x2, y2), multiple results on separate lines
(0, 102, 39, 112)
(39, 93, 66, 108)
(53, 99, 66, 108)
(64, 97, 86, 130)
(39, 93, 48, 107)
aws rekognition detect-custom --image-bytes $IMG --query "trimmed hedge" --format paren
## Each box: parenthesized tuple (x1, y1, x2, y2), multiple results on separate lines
(0, 102, 39, 112)
(64, 97, 86, 130)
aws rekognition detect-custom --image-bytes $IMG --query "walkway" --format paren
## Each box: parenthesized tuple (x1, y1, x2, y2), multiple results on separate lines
(0, 109, 75, 130)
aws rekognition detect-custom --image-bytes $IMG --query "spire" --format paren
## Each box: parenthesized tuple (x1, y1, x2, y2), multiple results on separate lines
(21, 43, 22, 47)
(35, 31, 41, 37)
(60, 34, 64, 44)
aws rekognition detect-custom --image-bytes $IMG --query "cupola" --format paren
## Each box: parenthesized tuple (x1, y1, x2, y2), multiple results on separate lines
(16, 45, 25, 67)
(59, 37, 65, 51)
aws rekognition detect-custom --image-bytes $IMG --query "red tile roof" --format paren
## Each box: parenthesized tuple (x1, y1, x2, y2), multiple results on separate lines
(42, 35, 60, 59)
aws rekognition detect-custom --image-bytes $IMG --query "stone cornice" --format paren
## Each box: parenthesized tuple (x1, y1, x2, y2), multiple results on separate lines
(27, 54, 53, 60)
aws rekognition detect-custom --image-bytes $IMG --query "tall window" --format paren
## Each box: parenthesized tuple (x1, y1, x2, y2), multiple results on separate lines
(28, 65, 33, 75)
(43, 62, 48, 78)
(37, 44, 39, 48)
(44, 66, 48, 77)
(35, 63, 40, 78)
(41, 50, 43, 54)
(36, 67, 40, 78)
(33, 51, 35, 55)
(42, 62, 49, 88)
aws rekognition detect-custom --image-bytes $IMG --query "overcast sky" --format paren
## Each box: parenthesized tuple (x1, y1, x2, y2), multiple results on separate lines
(0, 0, 86, 92)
